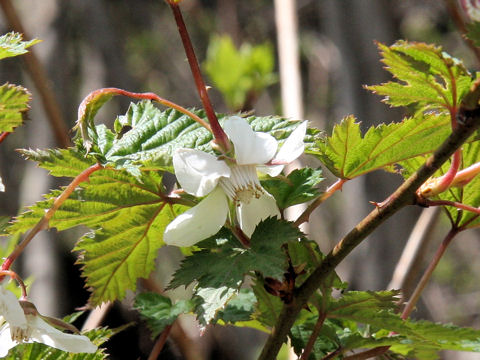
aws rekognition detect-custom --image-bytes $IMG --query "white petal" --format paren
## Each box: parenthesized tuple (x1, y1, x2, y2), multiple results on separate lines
(173, 149, 231, 197)
(27, 316, 97, 354)
(273, 121, 307, 163)
(0, 286, 27, 332)
(164, 187, 229, 247)
(223, 116, 278, 165)
(0, 324, 18, 357)
(257, 164, 285, 177)
(237, 192, 280, 237)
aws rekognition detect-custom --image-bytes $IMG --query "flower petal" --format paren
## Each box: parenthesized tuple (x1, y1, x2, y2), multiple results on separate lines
(27, 315, 97, 354)
(0, 286, 27, 333)
(223, 116, 277, 165)
(164, 187, 229, 247)
(257, 164, 285, 177)
(0, 324, 17, 357)
(237, 192, 280, 237)
(273, 121, 307, 164)
(173, 149, 231, 197)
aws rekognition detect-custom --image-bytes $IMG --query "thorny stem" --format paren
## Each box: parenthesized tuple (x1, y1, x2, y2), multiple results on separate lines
(167, 1, 231, 152)
(301, 312, 327, 360)
(294, 178, 347, 226)
(0, 132, 10, 144)
(401, 228, 459, 319)
(148, 324, 173, 360)
(0, 163, 104, 273)
(257, 104, 480, 360)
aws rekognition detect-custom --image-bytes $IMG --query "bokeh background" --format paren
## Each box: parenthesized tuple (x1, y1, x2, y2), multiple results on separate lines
(0, 0, 479, 359)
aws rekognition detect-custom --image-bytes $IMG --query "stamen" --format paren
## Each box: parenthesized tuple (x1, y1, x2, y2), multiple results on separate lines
(219, 165, 265, 205)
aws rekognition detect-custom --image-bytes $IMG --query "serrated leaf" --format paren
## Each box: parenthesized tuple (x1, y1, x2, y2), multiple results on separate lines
(195, 286, 238, 325)
(86, 101, 316, 173)
(466, 22, 480, 47)
(251, 277, 283, 329)
(367, 41, 472, 113)
(0, 83, 31, 132)
(0, 32, 40, 60)
(9, 149, 186, 305)
(261, 168, 324, 209)
(134, 292, 193, 338)
(215, 288, 256, 324)
(326, 290, 401, 316)
(315, 113, 451, 179)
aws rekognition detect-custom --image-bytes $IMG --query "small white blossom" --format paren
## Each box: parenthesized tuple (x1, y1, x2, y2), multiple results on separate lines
(0, 286, 97, 357)
(164, 116, 307, 247)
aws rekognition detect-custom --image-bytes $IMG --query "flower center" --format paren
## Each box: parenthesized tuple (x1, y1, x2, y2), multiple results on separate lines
(219, 165, 264, 206)
(10, 325, 30, 342)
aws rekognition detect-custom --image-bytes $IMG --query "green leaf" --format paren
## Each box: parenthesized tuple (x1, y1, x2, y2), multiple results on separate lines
(204, 35, 277, 110)
(215, 288, 256, 324)
(315, 113, 451, 179)
(134, 292, 193, 338)
(0, 32, 40, 60)
(261, 168, 324, 209)
(195, 286, 238, 325)
(9, 149, 186, 305)
(251, 277, 283, 329)
(326, 290, 401, 316)
(0, 83, 31, 132)
(366, 41, 472, 113)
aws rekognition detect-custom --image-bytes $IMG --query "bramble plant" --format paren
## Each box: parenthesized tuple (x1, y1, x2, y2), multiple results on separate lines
(2, 1, 480, 359)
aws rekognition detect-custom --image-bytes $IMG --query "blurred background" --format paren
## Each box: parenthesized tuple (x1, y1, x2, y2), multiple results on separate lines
(0, 0, 479, 359)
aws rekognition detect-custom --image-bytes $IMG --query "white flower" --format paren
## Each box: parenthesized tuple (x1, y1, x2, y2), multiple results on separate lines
(0, 287, 97, 357)
(164, 116, 307, 247)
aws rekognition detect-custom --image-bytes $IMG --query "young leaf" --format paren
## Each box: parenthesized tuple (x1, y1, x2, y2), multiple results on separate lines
(261, 168, 324, 209)
(0, 83, 31, 132)
(134, 293, 193, 338)
(204, 35, 277, 110)
(0, 32, 40, 60)
(315, 113, 451, 179)
(366, 41, 472, 113)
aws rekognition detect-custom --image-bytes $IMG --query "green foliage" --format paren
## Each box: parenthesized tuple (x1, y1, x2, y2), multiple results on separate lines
(204, 35, 277, 110)
(261, 168, 324, 209)
(466, 22, 480, 47)
(168, 219, 302, 324)
(134, 292, 193, 338)
(5, 326, 117, 360)
(0, 32, 39, 60)
(315, 113, 451, 179)
(366, 41, 472, 113)
(0, 83, 31, 132)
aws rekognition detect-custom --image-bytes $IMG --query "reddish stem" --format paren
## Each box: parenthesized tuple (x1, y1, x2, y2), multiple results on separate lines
(424, 199, 480, 215)
(1, 163, 104, 273)
(148, 324, 173, 360)
(167, 2, 230, 152)
(0, 270, 28, 298)
(294, 178, 347, 226)
(301, 312, 327, 360)
(0, 132, 10, 144)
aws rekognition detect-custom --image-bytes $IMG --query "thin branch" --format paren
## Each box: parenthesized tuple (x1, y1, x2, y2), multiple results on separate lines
(424, 199, 480, 215)
(167, 1, 230, 152)
(388, 207, 440, 302)
(300, 312, 326, 360)
(0, 0, 71, 148)
(1, 163, 104, 272)
(0, 132, 10, 144)
(401, 228, 459, 319)
(148, 325, 173, 360)
(257, 104, 480, 360)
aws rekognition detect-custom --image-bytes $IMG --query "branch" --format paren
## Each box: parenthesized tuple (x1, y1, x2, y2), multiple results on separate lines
(257, 105, 480, 360)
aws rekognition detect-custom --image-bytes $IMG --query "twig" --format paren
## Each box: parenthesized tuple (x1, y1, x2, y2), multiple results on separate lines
(401, 228, 459, 319)
(424, 199, 480, 215)
(388, 207, 440, 302)
(148, 325, 173, 360)
(0, 132, 10, 144)
(167, 1, 230, 152)
(257, 102, 480, 360)
(300, 312, 326, 360)
(1, 163, 104, 272)
(0, 0, 71, 148)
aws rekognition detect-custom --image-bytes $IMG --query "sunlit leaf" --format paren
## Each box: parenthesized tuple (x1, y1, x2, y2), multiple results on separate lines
(0, 83, 31, 132)
(0, 32, 39, 60)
